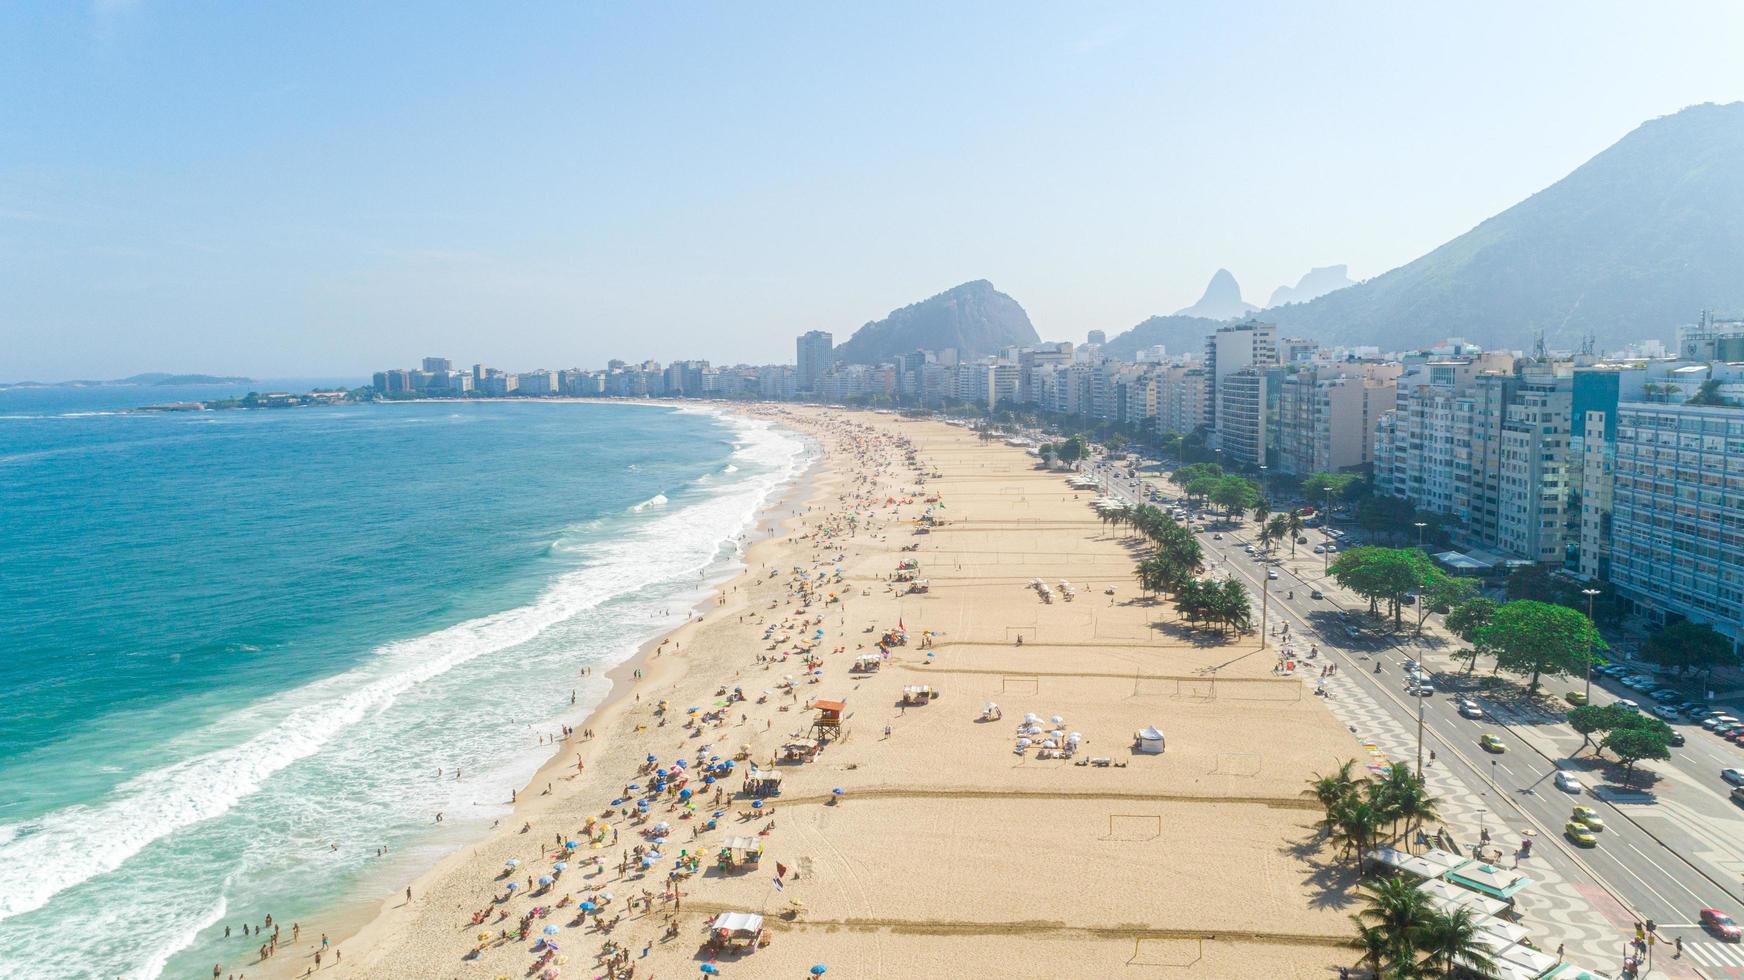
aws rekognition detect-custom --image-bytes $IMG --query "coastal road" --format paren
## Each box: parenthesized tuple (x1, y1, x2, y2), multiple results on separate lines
(1086, 461, 1744, 975)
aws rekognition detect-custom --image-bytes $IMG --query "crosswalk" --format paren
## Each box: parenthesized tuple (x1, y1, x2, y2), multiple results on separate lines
(1680, 937, 1744, 971)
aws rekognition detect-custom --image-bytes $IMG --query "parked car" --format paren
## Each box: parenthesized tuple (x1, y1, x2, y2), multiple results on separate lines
(1554, 771, 1583, 793)
(1702, 908, 1743, 942)
(1653, 705, 1682, 720)
(1616, 699, 1641, 712)
(1312, 545, 1324, 554)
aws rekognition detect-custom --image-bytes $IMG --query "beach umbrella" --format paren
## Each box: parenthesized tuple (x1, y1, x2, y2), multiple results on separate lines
(626, 783, 640, 790)
(543, 924, 559, 935)
(679, 788, 693, 800)
(580, 901, 596, 912)
(1050, 715, 1065, 725)
(1023, 712, 1039, 723)
(648, 850, 662, 860)
(646, 754, 657, 762)
(553, 862, 569, 871)
(702, 776, 715, 785)
(538, 875, 554, 886)
(700, 966, 720, 976)
(812, 966, 828, 976)
(712, 810, 726, 818)
(655, 821, 671, 832)
(601, 891, 614, 901)
(506, 882, 519, 891)
(505, 858, 521, 869)
(751, 800, 763, 809)
(565, 839, 580, 848)
(542, 969, 560, 980)
(656, 768, 669, 777)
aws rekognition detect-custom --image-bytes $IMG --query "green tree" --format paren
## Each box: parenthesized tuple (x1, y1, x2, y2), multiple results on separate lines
(1642, 620, 1738, 677)
(1252, 498, 1271, 526)
(1283, 510, 1306, 558)
(1602, 725, 1673, 785)
(1055, 435, 1088, 463)
(1329, 547, 1436, 625)
(1567, 703, 1633, 755)
(1444, 596, 1497, 645)
(1309, 760, 1360, 832)
(1476, 600, 1606, 692)
(1210, 475, 1259, 517)
(1414, 573, 1476, 637)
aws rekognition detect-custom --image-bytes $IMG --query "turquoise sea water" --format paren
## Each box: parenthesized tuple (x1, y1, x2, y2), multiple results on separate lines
(0, 387, 808, 979)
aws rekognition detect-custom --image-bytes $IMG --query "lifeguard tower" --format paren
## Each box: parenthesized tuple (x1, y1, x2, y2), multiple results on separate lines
(810, 698, 846, 742)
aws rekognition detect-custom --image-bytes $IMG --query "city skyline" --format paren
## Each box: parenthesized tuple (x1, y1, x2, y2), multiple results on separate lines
(5, 2, 1744, 378)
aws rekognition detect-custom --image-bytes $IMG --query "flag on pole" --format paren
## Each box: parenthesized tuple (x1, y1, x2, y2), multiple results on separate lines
(776, 862, 789, 879)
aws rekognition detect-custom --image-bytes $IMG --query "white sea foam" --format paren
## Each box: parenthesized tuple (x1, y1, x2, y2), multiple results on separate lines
(0, 409, 809, 959)
(628, 493, 668, 512)
(137, 891, 228, 980)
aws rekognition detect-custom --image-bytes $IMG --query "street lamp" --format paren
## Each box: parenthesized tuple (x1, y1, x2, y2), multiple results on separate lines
(1260, 572, 1270, 651)
(1581, 588, 1602, 702)
(1414, 521, 1427, 550)
(1259, 464, 1269, 508)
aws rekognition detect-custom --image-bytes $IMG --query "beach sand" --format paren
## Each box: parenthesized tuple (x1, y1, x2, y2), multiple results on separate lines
(263, 407, 1366, 980)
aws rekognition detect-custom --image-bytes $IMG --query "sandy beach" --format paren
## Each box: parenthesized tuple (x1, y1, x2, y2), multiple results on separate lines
(260, 406, 1368, 980)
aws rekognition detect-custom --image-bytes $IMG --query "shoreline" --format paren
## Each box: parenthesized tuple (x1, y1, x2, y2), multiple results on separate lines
(251, 405, 828, 978)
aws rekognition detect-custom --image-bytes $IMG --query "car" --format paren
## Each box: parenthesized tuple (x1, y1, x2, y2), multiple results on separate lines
(1401, 593, 1417, 606)
(1554, 771, 1583, 793)
(1653, 705, 1682, 720)
(1702, 908, 1743, 942)
(1564, 820, 1597, 847)
(1212, 532, 1222, 540)
(1325, 545, 1338, 553)
(1725, 768, 1744, 787)
(1267, 569, 1279, 580)
(1312, 545, 1324, 554)
(1669, 730, 1686, 746)
(1616, 699, 1640, 712)
(1457, 699, 1483, 719)
(1704, 716, 1730, 730)
(1479, 734, 1506, 753)
(1310, 589, 1324, 600)
(1570, 805, 1605, 831)
(1652, 689, 1681, 701)
(1409, 682, 1435, 697)
(1565, 691, 1589, 706)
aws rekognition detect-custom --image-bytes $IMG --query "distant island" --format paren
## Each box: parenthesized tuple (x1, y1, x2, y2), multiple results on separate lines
(1, 372, 255, 389)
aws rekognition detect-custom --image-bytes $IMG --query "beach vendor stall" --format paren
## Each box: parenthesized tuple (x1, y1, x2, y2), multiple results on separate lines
(720, 836, 764, 869)
(705, 912, 764, 954)
(851, 654, 882, 674)
(900, 685, 938, 706)
(1134, 726, 1165, 754)
(781, 739, 821, 762)
(743, 769, 783, 798)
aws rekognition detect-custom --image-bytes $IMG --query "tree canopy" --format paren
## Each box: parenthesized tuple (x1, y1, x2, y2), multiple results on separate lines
(1328, 547, 1436, 625)
(1642, 619, 1738, 676)
(1476, 600, 1605, 691)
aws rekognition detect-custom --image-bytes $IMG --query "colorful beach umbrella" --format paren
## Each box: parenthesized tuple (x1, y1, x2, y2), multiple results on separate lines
(543, 924, 559, 935)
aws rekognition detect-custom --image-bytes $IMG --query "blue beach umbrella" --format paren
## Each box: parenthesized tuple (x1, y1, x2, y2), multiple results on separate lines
(700, 965, 719, 976)
(505, 859, 520, 868)
(811, 966, 828, 976)
(580, 900, 596, 912)
(564, 840, 579, 849)
(751, 800, 763, 809)
(702, 776, 715, 785)
(543, 924, 559, 936)
(537, 875, 554, 886)
(832, 788, 845, 796)
(505, 882, 519, 891)
(646, 754, 657, 762)
(553, 862, 568, 871)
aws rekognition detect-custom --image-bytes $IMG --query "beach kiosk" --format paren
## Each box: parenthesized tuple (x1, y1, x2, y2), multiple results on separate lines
(706, 911, 764, 953)
(1134, 726, 1165, 754)
(851, 654, 882, 674)
(743, 769, 783, 798)
(900, 685, 938, 706)
(810, 699, 847, 742)
(719, 836, 764, 870)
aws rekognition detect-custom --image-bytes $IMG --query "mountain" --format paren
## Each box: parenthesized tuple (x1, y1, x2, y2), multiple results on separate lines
(1100, 314, 1223, 361)
(1, 373, 253, 388)
(1173, 269, 1257, 320)
(833, 280, 1039, 364)
(1267, 264, 1356, 307)
(1264, 102, 1744, 350)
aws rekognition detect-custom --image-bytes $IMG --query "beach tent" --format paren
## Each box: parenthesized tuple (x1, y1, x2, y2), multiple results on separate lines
(901, 685, 937, 705)
(709, 911, 764, 951)
(1134, 726, 1165, 754)
(1490, 942, 1561, 979)
(722, 836, 764, 865)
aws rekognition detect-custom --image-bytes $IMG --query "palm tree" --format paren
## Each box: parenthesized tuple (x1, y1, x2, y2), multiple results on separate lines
(1332, 795, 1384, 862)
(1417, 906, 1493, 978)
(1257, 524, 1276, 553)
(1353, 922, 1392, 978)
(1373, 767, 1440, 849)
(1252, 498, 1270, 526)
(1355, 876, 1434, 971)
(1285, 509, 1305, 557)
(1309, 760, 1359, 830)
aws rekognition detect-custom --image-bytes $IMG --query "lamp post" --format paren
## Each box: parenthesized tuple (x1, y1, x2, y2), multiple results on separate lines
(1323, 488, 1335, 575)
(1415, 683, 1426, 778)
(1259, 464, 1269, 509)
(1260, 571, 1270, 651)
(1414, 521, 1427, 550)
(1582, 587, 1602, 702)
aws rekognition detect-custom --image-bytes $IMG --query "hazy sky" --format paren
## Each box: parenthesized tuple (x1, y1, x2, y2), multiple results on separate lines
(5, 2, 1743, 379)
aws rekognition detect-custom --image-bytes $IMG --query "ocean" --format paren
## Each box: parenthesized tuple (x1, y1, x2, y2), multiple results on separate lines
(0, 385, 810, 979)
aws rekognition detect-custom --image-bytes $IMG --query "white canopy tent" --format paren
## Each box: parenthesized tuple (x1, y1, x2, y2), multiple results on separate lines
(1134, 726, 1165, 754)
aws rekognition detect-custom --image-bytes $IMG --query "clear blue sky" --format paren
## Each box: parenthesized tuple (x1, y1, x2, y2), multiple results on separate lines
(4, 2, 1743, 379)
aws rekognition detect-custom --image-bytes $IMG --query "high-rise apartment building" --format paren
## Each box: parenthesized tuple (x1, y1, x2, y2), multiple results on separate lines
(1206, 321, 1277, 459)
(796, 331, 834, 392)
